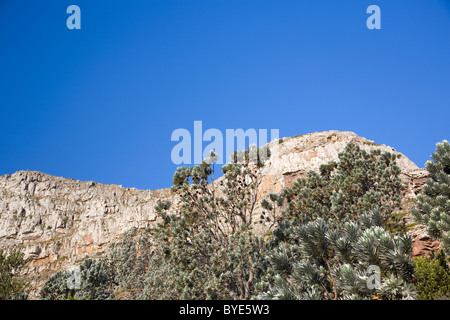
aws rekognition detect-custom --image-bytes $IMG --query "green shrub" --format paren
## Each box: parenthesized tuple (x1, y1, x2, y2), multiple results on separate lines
(263, 143, 404, 227)
(413, 251, 450, 300)
(412, 140, 450, 255)
(260, 211, 416, 300)
(143, 148, 274, 300)
(260, 144, 416, 300)
(39, 258, 112, 300)
(0, 249, 28, 300)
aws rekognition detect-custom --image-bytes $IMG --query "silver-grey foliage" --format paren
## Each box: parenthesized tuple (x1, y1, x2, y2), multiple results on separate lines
(413, 140, 450, 255)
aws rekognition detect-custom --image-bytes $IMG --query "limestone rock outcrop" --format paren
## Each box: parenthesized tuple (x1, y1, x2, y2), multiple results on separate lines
(0, 172, 176, 297)
(258, 131, 425, 198)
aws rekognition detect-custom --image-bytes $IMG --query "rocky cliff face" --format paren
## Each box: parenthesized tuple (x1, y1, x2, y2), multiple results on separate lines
(0, 131, 430, 298)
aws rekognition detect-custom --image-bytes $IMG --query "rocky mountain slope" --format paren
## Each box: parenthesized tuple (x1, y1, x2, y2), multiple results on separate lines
(0, 131, 431, 298)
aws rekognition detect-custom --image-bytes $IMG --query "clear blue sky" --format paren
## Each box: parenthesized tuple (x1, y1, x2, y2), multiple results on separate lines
(0, 1, 449, 190)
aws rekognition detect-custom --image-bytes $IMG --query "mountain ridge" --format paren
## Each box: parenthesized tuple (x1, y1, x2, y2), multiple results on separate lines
(0, 130, 431, 298)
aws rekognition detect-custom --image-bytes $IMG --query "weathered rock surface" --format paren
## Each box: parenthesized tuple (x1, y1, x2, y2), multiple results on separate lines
(0, 172, 176, 298)
(0, 130, 433, 298)
(412, 233, 442, 257)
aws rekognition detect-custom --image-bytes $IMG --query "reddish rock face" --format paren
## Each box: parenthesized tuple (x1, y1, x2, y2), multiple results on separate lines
(282, 170, 307, 189)
(412, 234, 441, 257)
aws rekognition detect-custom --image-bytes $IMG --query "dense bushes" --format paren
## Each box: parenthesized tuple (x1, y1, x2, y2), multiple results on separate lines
(142, 148, 274, 299)
(413, 251, 450, 300)
(259, 144, 415, 299)
(260, 212, 416, 300)
(262, 143, 403, 226)
(39, 258, 111, 300)
(411, 140, 450, 300)
(40, 227, 152, 300)
(0, 249, 27, 300)
(413, 140, 450, 255)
